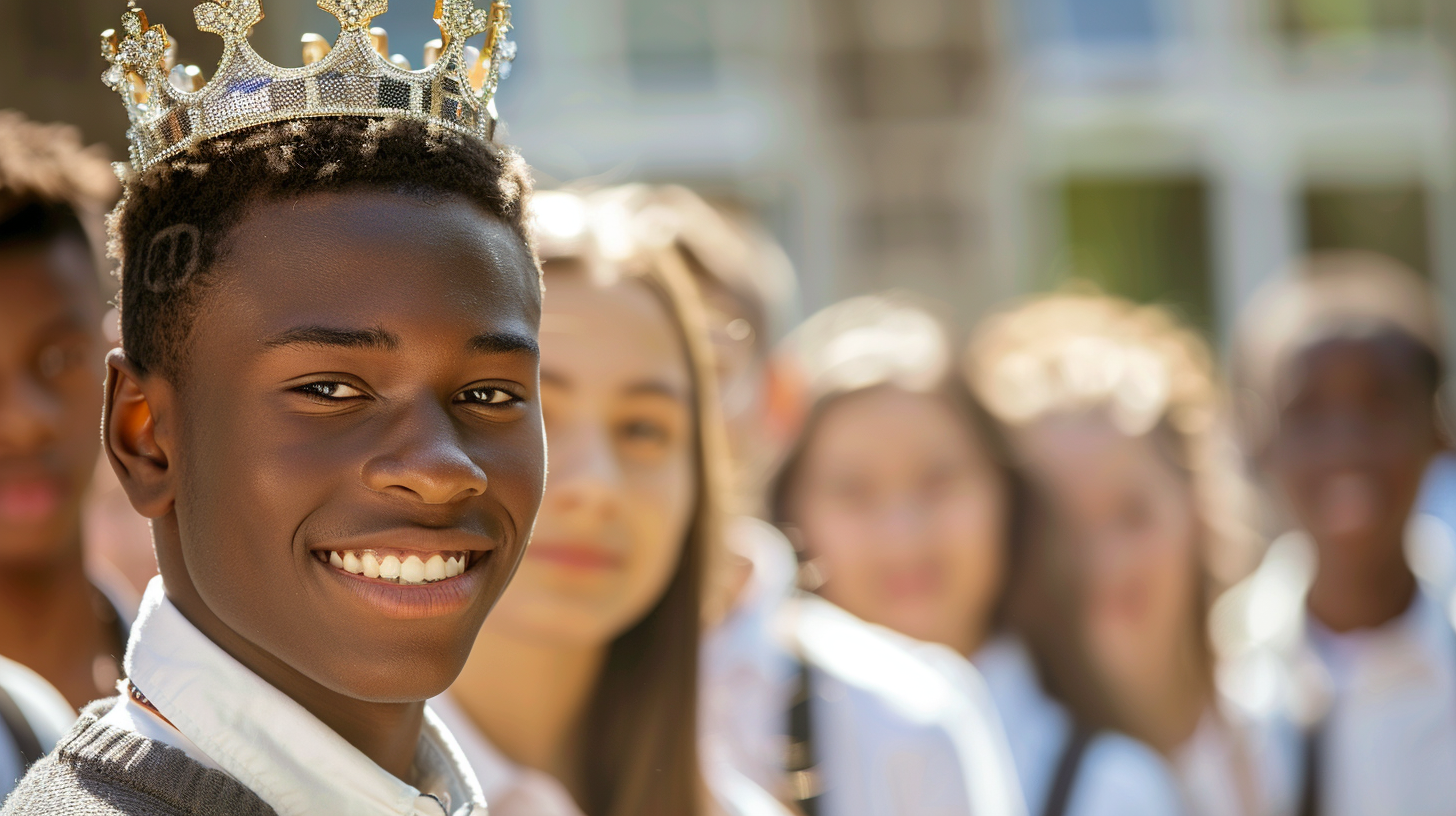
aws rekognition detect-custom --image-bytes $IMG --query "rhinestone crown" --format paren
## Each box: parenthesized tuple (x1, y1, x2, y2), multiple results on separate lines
(102, 0, 516, 172)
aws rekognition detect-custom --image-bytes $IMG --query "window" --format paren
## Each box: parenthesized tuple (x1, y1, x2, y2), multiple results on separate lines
(1019, 0, 1166, 49)
(1303, 183, 1431, 276)
(1277, 0, 1429, 41)
(1053, 176, 1214, 333)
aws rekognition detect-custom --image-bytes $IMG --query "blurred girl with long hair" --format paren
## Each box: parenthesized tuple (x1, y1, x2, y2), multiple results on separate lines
(964, 292, 1265, 816)
(435, 191, 782, 816)
(770, 292, 1186, 816)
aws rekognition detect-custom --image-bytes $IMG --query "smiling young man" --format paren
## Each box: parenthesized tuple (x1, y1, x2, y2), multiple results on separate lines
(1225, 252, 1456, 816)
(1, 3, 543, 815)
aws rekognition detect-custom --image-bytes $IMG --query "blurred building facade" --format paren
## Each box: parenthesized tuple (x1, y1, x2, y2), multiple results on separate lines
(2, 0, 1453, 347)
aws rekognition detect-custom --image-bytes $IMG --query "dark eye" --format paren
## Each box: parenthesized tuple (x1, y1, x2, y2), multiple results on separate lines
(35, 342, 86, 381)
(457, 387, 517, 406)
(620, 419, 668, 442)
(295, 381, 366, 401)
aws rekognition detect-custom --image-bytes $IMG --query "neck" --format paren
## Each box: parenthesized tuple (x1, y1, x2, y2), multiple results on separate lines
(450, 623, 604, 790)
(0, 532, 119, 708)
(1307, 531, 1417, 633)
(160, 565, 425, 779)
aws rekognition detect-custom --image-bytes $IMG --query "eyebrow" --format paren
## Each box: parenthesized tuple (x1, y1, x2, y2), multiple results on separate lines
(263, 326, 398, 350)
(469, 332, 540, 356)
(540, 371, 688, 402)
(261, 326, 539, 356)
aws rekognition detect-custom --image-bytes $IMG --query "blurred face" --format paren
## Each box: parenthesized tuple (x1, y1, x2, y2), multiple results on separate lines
(789, 387, 1006, 654)
(1269, 335, 1440, 570)
(111, 191, 545, 702)
(482, 268, 696, 647)
(1018, 415, 1200, 684)
(0, 236, 106, 566)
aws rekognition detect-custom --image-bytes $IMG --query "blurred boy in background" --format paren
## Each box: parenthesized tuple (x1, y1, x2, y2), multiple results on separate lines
(1222, 252, 1456, 816)
(0, 112, 127, 775)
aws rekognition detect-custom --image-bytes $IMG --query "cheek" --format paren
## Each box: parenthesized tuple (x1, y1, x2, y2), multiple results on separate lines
(616, 456, 695, 620)
(795, 492, 878, 574)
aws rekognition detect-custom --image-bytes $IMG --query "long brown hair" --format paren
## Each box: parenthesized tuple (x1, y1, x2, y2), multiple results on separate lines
(964, 289, 1256, 747)
(765, 292, 1038, 633)
(764, 292, 1124, 739)
(535, 190, 730, 816)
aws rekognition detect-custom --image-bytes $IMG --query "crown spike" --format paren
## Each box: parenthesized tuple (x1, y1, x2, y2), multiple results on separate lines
(300, 32, 330, 64)
(389, 53, 410, 70)
(423, 38, 442, 67)
(318, 0, 388, 32)
(369, 26, 388, 58)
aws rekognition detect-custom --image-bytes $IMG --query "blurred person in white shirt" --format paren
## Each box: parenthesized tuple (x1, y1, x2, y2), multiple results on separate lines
(965, 292, 1273, 816)
(436, 190, 787, 816)
(597, 188, 1028, 816)
(1219, 252, 1456, 816)
(771, 292, 1182, 816)
(0, 112, 127, 726)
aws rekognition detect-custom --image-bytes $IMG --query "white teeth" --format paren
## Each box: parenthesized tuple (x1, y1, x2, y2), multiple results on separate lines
(326, 550, 468, 584)
(379, 555, 402, 581)
(400, 555, 425, 585)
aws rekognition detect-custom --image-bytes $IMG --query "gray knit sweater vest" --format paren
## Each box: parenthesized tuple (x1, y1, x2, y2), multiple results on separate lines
(0, 698, 276, 816)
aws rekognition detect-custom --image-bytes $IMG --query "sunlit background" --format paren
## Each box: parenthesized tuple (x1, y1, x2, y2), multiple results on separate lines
(5, 0, 1454, 343)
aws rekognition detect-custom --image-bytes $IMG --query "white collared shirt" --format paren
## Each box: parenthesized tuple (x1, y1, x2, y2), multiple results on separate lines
(702, 517, 1028, 816)
(430, 673, 794, 816)
(1216, 529, 1456, 816)
(99, 577, 486, 816)
(973, 637, 1186, 816)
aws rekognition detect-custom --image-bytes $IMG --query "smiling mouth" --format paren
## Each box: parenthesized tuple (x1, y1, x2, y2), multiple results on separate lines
(314, 549, 475, 585)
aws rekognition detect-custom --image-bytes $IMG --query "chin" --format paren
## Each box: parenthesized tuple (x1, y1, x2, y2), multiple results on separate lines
(312, 652, 468, 704)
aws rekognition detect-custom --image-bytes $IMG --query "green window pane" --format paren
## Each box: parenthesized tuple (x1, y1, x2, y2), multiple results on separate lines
(1054, 176, 1214, 334)
(1303, 184, 1431, 277)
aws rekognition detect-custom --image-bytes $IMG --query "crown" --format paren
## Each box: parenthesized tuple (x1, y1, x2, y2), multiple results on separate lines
(101, 0, 516, 172)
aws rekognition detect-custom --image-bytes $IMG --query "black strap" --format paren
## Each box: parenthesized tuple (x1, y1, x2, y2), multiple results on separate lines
(1041, 724, 1095, 816)
(0, 683, 43, 773)
(1297, 721, 1323, 816)
(785, 656, 822, 815)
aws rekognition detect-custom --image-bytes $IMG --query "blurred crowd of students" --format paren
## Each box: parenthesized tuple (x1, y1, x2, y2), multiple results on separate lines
(2, 108, 1455, 815)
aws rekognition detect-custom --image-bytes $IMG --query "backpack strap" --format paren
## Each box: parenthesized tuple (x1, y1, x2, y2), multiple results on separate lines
(0, 682, 44, 772)
(1041, 724, 1095, 816)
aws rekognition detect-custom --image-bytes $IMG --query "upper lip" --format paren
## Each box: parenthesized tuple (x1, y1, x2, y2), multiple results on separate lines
(309, 527, 498, 555)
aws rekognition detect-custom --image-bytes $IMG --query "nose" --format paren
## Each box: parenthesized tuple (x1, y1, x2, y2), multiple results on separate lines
(362, 398, 488, 504)
(544, 423, 621, 525)
(0, 370, 60, 455)
(874, 495, 930, 550)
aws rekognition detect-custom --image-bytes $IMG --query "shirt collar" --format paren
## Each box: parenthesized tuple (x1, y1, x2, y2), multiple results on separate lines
(124, 577, 486, 816)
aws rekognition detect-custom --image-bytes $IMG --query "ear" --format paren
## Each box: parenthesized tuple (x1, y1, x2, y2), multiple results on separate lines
(103, 349, 176, 519)
(760, 355, 807, 455)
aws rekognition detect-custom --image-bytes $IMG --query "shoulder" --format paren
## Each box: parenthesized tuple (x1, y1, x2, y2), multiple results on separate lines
(2, 699, 275, 816)
(1066, 732, 1187, 816)
(0, 655, 76, 750)
(793, 598, 1027, 816)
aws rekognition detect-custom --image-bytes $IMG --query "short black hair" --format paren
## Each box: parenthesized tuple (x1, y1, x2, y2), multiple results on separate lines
(109, 116, 537, 381)
(0, 110, 117, 257)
